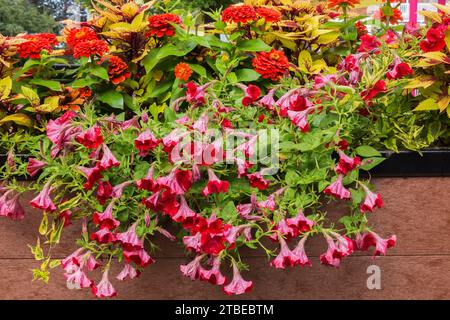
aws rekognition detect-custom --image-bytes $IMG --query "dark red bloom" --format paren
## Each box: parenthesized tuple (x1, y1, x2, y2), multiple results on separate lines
(75, 124, 104, 149)
(98, 144, 120, 170)
(96, 180, 113, 205)
(91, 228, 116, 244)
(361, 80, 387, 103)
(222, 4, 257, 24)
(147, 13, 182, 38)
(242, 84, 261, 106)
(420, 25, 447, 52)
(357, 34, 381, 54)
(136, 166, 159, 192)
(386, 57, 413, 80)
(201, 169, 229, 196)
(355, 21, 368, 37)
(93, 201, 120, 230)
(247, 172, 270, 190)
(252, 49, 289, 81)
(78, 166, 103, 190)
(335, 150, 361, 175)
(135, 129, 160, 157)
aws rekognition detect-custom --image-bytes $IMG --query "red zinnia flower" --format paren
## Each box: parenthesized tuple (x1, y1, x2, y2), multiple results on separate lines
(327, 0, 360, 9)
(256, 7, 281, 23)
(17, 33, 58, 59)
(379, 8, 403, 25)
(66, 27, 98, 48)
(222, 4, 257, 24)
(147, 13, 182, 38)
(73, 39, 109, 58)
(105, 55, 131, 84)
(252, 49, 289, 81)
(174, 62, 192, 81)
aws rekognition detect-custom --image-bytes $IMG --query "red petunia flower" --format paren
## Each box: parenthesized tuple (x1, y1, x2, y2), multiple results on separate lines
(327, 0, 360, 9)
(241, 84, 261, 106)
(96, 180, 113, 206)
(360, 185, 384, 213)
(174, 62, 192, 81)
(147, 13, 182, 38)
(361, 80, 387, 103)
(75, 124, 104, 149)
(17, 33, 58, 59)
(256, 7, 281, 23)
(73, 39, 109, 58)
(222, 4, 257, 24)
(335, 150, 361, 175)
(357, 34, 381, 54)
(202, 168, 229, 196)
(105, 55, 131, 85)
(420, 25, 448, 53)
(93, 201, 120, 230)
(223, 261, 253, 296)
(386, 57, 413, 80)
(252, 49, 289, 81)
(324, 174, 351, 200)
(66, 27, 98, 48)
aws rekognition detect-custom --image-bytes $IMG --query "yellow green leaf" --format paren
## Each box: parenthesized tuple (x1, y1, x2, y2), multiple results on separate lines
(39, 213, 48, 235)
(21, 86, 40, 106)
(316, 31, 340, 45)
(298, 50, 313, 73)
(0, 113, 33, 127)
(437, 96, 450, 112)
(413, 98, 440, 111)
(0, 77, 12, 100)
(419, 10, 442, 23)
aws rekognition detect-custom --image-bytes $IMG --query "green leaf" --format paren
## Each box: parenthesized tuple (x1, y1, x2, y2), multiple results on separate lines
(70, 78, 99, 88)
(355, 145, 381, 158)
(21, 86, 40, 105)
(143, 41, 197, 73)
(413, 98, 440, 111)
(237, 39, 272, 52)
(236, 69, 261, 82)
(98, 90, 124, 109)
(361, 157, 385, 170)
(285, 170, 300, 186)
(189, 64, 207, 78)
(90, 65, 110, 80)
(30, 79, 62, 91)
(221, 201, 237, 221)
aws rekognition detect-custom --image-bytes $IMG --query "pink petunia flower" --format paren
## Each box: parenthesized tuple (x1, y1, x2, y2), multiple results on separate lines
(77, 165, 103, 190)
(91, 270, 117, 298)
(324, 175, 351, 200)
(116, 223, 144, 251)
(172, 196, 197, 223)
(134, 129, 160, 157)
(355, 231, 396, 258)
(98, 144, 120, 170)
(116, 264, 140, 281)
(93, 201, 120, 230)
(270, 237, 301, 269)
(26, 158, 47, 177)
(30, 181, 57, 212)
(199, 256, 227, 285)
(136, 165, 159, 192)
(75, 124, 104, 149)
(335, 150, 361, 175)
(223, 261, 253, 296)
(360, 185, 384, 213)
(180, 254, 205, 280)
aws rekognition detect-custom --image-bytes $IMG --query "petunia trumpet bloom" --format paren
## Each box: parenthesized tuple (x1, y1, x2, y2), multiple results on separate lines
(30, 181, 57, 212)
(116, 223, 144, 251)
(247, 171, 270, 190)
(116, 264, 140, 281)
(26, 158, 47, 177)
(136, 165, 159, 192)
(201, 168, 229, 196)
(65, 268, 93, 290)
(292, 237, 312, 267)
(172, 196, 197, 223)
(0, 191, 25, 220)
(180, 254, 205, 280)
(134, 129, 160, 157)
(93, 201, 120, 230)
(360, 185, 384, 213)
(98, 144, 120, 170)
(77, 166, 103, 190)
(199, 256, 227, 285)
(91, 228, 116, 244)
(157, 168, 193, 195)
(270, 237, 302, 269)
(223, 261, 253, 296)
(324, 175, 351, 200)
(75, 124, 104, 149)
(355, 231, 396, 258)
(335, 150, 361, 175)
(92, 270, 117, 298)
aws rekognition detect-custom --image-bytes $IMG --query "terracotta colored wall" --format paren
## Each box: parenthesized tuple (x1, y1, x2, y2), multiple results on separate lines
(1, 177, 449, 300)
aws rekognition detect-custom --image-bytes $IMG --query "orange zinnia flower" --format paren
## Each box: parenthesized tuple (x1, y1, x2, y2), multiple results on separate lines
(222, 4, 257, 24)
(379, 8, 403, 25)
(17, 33, 58, 59)
(174, 62, 193, 81)
(252, 49, 290, 82)
(256, 7, 281, 23)
(66, 27, 98, 48)
(327, 0, 360, 9)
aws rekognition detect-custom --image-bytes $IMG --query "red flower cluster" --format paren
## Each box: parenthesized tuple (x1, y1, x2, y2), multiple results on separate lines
(105, 55, 131, 84)
(355, 21, 368, 37)
(256, 7, 281, 23)
(357, 34, 381, 54)
(66, 27, 109, 58)
(184, 215, 232, 255)
(222, 4, 257, 24)
(174, 62, 193, 81)
(420, 24, 448, 53)
(252, 49, 290, 81)
(17, 33, 58, 59)
(361, 80, 387, 103)
(147, 14, 182, 38)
